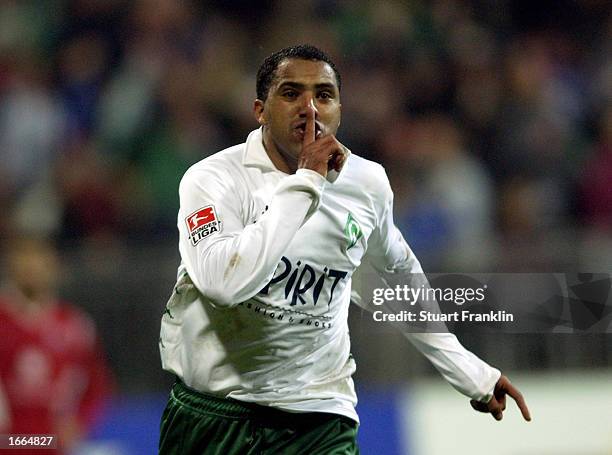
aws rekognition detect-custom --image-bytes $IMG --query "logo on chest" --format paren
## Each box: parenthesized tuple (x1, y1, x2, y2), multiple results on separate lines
(344, 212, 363, 250)
(259, 256, 348, 307)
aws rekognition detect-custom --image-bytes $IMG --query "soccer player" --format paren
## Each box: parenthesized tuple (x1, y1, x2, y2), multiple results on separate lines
(159, 44, 530, 454)
(0, 237, 114, 454)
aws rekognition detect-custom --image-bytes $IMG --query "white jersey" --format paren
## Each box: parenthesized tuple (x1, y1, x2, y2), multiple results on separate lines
(159, 128, 500, 422)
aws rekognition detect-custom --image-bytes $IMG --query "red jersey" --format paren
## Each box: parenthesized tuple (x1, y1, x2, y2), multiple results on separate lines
(0, 297, 114, 453)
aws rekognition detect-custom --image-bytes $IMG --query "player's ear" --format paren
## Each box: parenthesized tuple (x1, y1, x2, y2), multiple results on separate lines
(253, 99, 267, 125)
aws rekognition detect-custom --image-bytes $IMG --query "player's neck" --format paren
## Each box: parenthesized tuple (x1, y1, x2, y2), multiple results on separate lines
(6, 285, 54, 315)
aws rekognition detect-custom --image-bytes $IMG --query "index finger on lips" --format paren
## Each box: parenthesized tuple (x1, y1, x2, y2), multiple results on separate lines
(303, 102, 316, 146)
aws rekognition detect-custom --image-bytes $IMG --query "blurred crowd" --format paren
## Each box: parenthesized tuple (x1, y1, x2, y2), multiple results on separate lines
(0, 0, 610, 271)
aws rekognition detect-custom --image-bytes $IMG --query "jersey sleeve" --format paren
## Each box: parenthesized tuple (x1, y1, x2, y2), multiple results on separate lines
(178, 163, 326, 307)
(360, 168, 500, 402)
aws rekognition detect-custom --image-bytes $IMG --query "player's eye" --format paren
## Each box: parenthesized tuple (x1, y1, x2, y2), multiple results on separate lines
(283, 90, 298, 99)
(318, 91, 334, 100)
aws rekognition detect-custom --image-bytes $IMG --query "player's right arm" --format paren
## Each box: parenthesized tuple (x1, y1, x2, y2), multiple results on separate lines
(179, 112, 337, 308)
(178, 161, 323, 308)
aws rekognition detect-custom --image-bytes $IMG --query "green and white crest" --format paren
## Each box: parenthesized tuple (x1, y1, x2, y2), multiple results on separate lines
(344, 212, 363, 250)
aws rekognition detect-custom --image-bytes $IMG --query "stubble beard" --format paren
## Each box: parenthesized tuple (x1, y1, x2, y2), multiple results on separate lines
(263, 125, 300, 172)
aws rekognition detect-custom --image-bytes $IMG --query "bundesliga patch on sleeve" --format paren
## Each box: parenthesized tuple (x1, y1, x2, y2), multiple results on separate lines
(185, 205, 222, 245)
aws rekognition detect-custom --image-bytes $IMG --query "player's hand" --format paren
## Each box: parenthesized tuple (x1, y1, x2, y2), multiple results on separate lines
(298, 102, 346, 177)
(470, 375, 531, 422)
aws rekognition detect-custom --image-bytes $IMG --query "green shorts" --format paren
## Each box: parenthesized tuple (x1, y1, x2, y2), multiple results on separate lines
(159, 380, 359, 454)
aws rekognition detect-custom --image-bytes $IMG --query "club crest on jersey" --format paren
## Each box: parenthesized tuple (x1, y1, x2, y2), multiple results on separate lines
(344, 212, 362, 250)
(186, 205, 221, 246)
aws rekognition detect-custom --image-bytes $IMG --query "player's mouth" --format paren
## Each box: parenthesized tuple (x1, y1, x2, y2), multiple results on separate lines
(292, 121, 323, 141)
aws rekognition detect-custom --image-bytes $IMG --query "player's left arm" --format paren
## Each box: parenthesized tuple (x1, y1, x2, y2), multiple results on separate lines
(357, 167, 531, 421)
(470, 374, 531, 421)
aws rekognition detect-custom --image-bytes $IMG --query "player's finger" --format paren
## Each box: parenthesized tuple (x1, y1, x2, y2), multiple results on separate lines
(337, 147, 348, 170)
(505, 382, 531, 421)
(303, 100, 316, 146)
(329, 148, 345, 172)
(470, 399, 488, 413)
(333, 152, 344, 172)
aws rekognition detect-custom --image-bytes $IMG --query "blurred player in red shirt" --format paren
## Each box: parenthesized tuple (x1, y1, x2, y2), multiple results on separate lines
(0, 237, 114, 453)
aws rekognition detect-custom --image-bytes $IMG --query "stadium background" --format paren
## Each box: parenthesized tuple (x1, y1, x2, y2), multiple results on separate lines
(0, 0, 610, 453)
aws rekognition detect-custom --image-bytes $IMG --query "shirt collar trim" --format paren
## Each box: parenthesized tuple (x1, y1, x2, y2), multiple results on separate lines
(243, 127, 277, 171)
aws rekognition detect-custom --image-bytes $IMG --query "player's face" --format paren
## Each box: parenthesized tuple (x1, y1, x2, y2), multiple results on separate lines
(8, 242, 59, 300)
(254, 58, 341, 164)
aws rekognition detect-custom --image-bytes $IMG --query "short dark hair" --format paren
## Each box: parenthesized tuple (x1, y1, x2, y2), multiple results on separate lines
(256, 44, 341, 101)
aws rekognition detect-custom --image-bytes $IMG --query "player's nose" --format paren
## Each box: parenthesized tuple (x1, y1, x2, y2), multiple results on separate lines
(299, 94, 318, 118)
